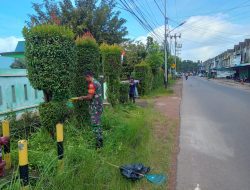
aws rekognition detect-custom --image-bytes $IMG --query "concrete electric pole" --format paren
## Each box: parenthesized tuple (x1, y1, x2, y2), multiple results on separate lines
(164, 0, 168, 88)
(170, 33, 181, 76)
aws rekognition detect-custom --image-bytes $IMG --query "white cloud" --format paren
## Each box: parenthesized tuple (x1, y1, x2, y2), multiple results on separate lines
(136, 14, 250, 61)
(0, 36, 24, 53)
(135, 36, 147, 44)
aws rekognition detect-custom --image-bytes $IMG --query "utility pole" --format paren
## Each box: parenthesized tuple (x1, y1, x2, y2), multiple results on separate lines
(164, 0, 168, 88)
(170, 33, 181, 76)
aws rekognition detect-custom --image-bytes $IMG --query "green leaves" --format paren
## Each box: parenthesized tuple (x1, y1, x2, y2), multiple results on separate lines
(39, 101, 69, 137)
(71, 36, 100, 125)
(27, 0, 128, 44)
(134, 62, 153, 96)
(119, 83, 129, 104)
(100, 43, 122, 106)
(24, 24, 76, 101)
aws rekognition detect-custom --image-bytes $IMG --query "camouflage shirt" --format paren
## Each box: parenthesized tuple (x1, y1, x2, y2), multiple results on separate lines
(88, 79, 103, 126)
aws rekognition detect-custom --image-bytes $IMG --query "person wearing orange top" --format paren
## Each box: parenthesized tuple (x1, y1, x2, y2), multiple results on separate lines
(77, 71, 103, 148)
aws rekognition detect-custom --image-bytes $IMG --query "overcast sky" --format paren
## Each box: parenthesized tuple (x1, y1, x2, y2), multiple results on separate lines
(0, 0, 250, 63)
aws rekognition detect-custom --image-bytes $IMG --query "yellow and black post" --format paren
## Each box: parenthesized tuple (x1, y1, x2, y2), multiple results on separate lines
(18, 140, 29, 189)
(2, 120, 11, 169)
(56, 123, 64, 171)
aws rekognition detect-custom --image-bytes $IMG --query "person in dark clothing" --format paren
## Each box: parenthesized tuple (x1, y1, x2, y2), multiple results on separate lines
(129, 78, 136, 103)
(75, 71, 103, 148)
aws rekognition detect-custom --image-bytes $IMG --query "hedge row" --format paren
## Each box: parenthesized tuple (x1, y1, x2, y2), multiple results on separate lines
(24, 24, 164, 133)
(23, 25, 75, 102)
(134, 62, 153, 96)
(72, 36, 100, 125)
(24, 25, 126, 133)
(24, 25, 76, 136)
(134, 61, 164, 96)
(100, 44, 122, 106)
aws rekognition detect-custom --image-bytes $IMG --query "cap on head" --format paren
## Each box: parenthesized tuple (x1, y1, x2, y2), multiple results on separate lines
(84, 71, 94, 77)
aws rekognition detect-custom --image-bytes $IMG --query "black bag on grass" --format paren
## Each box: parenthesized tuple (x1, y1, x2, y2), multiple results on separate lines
(119, 163, 150, 181)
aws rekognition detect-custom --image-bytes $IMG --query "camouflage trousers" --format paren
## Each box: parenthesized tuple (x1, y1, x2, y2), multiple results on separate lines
(89, 103, 102, 126)
(89, 104, 103, 148)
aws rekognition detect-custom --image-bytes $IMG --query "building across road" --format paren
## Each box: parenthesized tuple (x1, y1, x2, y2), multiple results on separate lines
(203, 39, 250, 80)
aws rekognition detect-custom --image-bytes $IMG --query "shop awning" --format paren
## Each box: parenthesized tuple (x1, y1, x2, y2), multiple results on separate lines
(231, 63, 250, 68)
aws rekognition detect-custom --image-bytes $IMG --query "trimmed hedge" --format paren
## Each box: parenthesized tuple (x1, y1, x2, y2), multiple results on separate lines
(72, 36, 100, 125)
(23, 25, 75, 101)
(119, 83, 129, 103)
(23, 25, 75, 134)
(39, 101, 69, 138)
(100, 44, 122, 106)
(134, 62, 153, 96)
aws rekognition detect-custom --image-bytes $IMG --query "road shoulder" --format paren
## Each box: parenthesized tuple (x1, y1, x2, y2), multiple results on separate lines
(200, 77, 250, 91)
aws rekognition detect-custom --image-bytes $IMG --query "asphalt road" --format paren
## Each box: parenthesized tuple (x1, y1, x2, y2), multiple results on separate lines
(177, 77, 250, 190)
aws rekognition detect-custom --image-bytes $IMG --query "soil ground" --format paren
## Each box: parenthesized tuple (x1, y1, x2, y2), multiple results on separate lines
(137, 80, 182, 190)
(154, 80, 182, 190)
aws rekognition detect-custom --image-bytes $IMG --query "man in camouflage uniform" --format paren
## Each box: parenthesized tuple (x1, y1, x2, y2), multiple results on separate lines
(77, 71, 103, 148)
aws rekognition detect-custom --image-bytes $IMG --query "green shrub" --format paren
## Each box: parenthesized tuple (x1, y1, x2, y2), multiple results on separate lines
(23, 24, 75, 101)
(146, 44, 164, 75)
(39, 101, 69, 138)
(134, 62, 153, 95)
(119, 82, 129, 103)
(100, 44, 122, 106)
(121, 63, 134, 80)
(0, 111, 41, 139)
(152, 68, 164, 89)
(71, 35, 100, 125)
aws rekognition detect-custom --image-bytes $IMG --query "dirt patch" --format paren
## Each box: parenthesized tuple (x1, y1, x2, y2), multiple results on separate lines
(136, 100, 148, 108)
(135, 81, 182, 190)
(153, 80, 182, 190)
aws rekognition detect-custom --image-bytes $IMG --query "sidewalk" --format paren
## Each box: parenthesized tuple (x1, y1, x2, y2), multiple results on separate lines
(208, 78, 250, 91)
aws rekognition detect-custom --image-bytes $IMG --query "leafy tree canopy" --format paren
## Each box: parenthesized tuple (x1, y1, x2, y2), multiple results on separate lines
(27, 0, 128, 44)
(121, 41, 147, 66)
(177, 60, 199, 73)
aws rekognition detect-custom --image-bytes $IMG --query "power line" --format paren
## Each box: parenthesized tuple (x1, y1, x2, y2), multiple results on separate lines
(118, 0, 164, 41)
(153, 0, 165, 16)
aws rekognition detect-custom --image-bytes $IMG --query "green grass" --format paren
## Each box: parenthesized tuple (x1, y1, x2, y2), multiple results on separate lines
(1, 103, 176, 190)
(142, 79, 176, 99)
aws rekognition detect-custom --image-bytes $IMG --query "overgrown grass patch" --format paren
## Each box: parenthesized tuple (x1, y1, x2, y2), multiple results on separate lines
(1, 103, 175, 190)
(142, 79, 176, 99)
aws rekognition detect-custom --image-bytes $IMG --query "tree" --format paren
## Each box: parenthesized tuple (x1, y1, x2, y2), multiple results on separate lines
(10, 58, 26, 69)
(27, 0, 128, 44)
(146, 36, 154, 50)
(121, 41, 147, 78)
(177, 60, 199, 73)
(146, 42, 163, 75)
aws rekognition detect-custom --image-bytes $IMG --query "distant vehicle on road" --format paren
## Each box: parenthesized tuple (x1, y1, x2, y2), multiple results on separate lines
(198, 73, 205, 77)
(176, 72, 182, 78)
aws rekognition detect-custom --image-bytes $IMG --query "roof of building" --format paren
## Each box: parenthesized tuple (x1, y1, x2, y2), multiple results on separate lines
(15, 41, 25, 52)
(0, 41, 25, 58)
